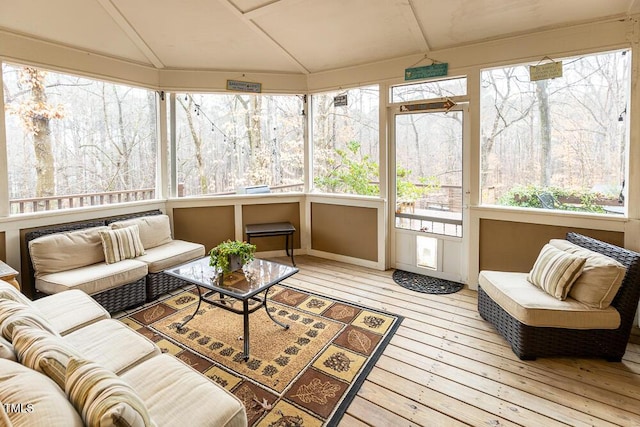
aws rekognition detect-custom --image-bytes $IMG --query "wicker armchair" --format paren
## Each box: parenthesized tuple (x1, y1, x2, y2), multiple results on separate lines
(478, 232, 640, 361)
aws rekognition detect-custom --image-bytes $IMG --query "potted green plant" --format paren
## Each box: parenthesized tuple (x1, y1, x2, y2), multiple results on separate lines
(209, 240, 257, 275)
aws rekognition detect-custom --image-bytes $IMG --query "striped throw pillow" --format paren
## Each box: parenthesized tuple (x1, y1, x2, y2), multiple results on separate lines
(66, 357, 155, 427)
(12, 326, 82, 389)
(0, 298, 59, 341)
(99, 225, 145, 264)
(527, 243, 587, 300)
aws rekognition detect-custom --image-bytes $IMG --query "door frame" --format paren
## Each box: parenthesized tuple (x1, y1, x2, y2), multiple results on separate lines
(387, 101, 470, 283)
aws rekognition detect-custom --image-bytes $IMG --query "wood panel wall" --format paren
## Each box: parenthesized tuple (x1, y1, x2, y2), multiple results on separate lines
(311, 203, 377, 262)
(479, 219, 624, 273)
(172, 206, 235, 253)
(242, 203, 301, 251)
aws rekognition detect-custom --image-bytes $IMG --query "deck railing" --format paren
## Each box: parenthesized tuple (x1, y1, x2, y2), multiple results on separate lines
(10, 188, 156, 214)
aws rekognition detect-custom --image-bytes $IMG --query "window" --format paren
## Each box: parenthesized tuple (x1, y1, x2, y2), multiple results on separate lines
(480, 50, 630, 214)
(3, 63, 157, 214)
(312, 85, 379, 195)
(174, 93, 304, 196)
(392, 77, 467, 103)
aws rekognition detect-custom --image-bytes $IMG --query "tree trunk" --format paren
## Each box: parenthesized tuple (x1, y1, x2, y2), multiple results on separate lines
(178, 96, 208, 194)
(536, 79, 552, 187)
(25, 69, 55, 198)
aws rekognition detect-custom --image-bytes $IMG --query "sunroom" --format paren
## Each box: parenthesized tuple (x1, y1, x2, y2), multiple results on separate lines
(1, 1, 639, 425)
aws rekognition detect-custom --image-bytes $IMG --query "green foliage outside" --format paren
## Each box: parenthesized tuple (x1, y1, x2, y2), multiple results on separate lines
(498, 185, 606, 213)
(314, 141, 440, 200)
(314, 141, 379, 195)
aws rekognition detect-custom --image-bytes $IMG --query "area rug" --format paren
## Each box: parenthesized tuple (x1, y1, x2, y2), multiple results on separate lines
(392, 269, 464, 294)
(118, 284, 402, 426)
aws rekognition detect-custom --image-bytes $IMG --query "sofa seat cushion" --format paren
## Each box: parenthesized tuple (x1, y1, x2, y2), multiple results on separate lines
(135, 240, 205, 273)
(29, 226, 109, 275)
(0, 358, 84, 426)
(33, 289, 110, 335)
(35, 259, 148, 296)
(479, 270, 621, 329)
(122, 354, 247, 427)
(110, 215, 173, 250)
(63, 319, 160, 375)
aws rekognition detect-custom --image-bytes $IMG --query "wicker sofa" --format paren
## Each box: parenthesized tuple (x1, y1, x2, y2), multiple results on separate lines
(478, 232, 640, 361)
(0, 279, 247, 426)
(25, 210, 205, 313)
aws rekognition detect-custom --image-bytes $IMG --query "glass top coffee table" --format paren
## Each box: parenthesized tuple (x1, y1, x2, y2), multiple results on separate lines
(164, 257, 299, 361)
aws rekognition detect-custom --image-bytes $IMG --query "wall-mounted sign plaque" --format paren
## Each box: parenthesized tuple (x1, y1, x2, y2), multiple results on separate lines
(227, 80, 262, 93)
(405, 63, 448, 81)
(529, 61, 563, 81)
(333, 94, 348, 106)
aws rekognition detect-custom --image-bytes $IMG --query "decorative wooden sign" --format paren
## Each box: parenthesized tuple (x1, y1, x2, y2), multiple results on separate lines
(226, 80, 262, 93)
(404, 63, 448, 81)
(333, 94, 348, 107)
(399, 99, 456, 112)
(529, 61, 563, 81)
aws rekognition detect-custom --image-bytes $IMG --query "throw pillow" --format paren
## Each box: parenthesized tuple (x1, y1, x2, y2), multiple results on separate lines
(0, 298, 59, 341)
(0, 335, 16, 361)
(66, 357, 155, 427)
(99, 225, 145, 264)
(527, 243, 587, 300)
(12, 326, 82, 389)
(0, 358, 84, 426)
(0, 282, 33, 306)
(549, 239, 627, 308)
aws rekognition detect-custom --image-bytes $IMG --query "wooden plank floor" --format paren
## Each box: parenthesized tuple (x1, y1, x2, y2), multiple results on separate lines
(274, 255, 640, 427)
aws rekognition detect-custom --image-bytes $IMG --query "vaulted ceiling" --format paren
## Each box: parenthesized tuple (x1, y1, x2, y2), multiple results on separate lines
(1, 0, 639, 75)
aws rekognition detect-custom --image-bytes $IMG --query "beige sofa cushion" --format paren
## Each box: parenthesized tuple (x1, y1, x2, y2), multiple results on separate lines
(29, 226, 108, 275)
(479, 270, 620, 329)
(549, 239, 627, 309)
(63, 319, 160, 375)
(33, 289, 110, 335)
(35, 259, 148, 296)
(0, 358, 84, 427)
(527, 243, 586, 300)
(135, 240, 205, 273)
(110, 215, 172, 250)
(122, 354, 247, 427)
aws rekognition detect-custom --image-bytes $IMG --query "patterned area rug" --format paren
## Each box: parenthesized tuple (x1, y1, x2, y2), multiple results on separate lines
(118, 284, 402, 426)
(392, 269, 464, 294)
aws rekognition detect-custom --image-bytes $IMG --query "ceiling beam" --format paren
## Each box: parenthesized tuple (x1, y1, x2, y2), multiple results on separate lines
(220, 0, 310, 74)
(96, 0, 165, 68)
(243, 0, 307, 20)
(406, 0, 431, 52)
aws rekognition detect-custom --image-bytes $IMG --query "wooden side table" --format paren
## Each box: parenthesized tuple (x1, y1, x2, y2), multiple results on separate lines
(245, 222, 296, 266)
(0, 260, 20, 290)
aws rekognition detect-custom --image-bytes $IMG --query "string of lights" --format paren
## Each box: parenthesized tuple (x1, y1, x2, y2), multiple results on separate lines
(184, 94, 229, 141)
